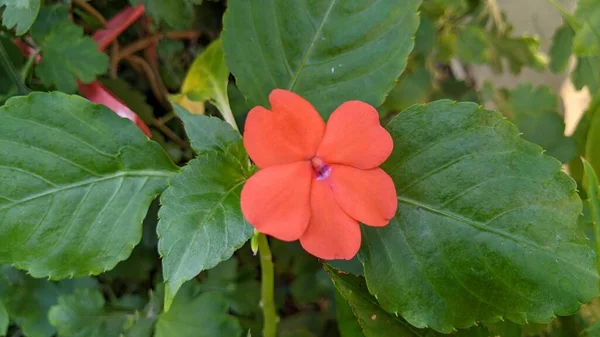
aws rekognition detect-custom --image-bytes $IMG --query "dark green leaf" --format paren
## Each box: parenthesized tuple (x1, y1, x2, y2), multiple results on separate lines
(0, 34, 26, 104)
(155, 287, 242, 337)
(361, 100, 598, 332)
(223, 0, 421, 117)
(335, 290, 364, 337)
(197, 257, 260, 315)
(31, 5, 108, 93)
(0, 0, 40, 35)
(381, 60, 432, 114)
(413, 16, 436, 55)
(129, 0, 194, 28)
(29, 4, 68, 38)
(549, 24, 574, 74)
(101, 78, 154, 124)
(0, 299, 7, 336)
(158, 150, 253, 309)
(326, 265, 427, 337)
(0, 92, 178, 279)
(0, 266, 97, 337)
(49, 288, 130, 337)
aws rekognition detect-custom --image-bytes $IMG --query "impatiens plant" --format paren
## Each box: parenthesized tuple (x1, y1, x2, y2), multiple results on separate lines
(2, 1, 600, 337)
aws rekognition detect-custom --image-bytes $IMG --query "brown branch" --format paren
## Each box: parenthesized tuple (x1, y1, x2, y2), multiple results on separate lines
(124, 55, 170, 109)
(72, 0, 107, 25)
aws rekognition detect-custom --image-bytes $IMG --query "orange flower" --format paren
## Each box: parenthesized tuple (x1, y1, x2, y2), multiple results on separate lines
(240, 89, 397, 260)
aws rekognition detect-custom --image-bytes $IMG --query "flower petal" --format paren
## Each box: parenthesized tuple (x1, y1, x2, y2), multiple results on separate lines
(330, 165, 397, 227)
(241, 161, 312, 241)
(244, 89, 325, 168)
(300, 180, 361, 260)
(317, 101, 393, 169)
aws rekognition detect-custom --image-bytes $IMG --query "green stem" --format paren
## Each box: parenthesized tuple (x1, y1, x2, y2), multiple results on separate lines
(21, 49, 40, 81)
(258, 234, 278, 337)
(0, 41, 28, 96)
(215, 88, 239, 131)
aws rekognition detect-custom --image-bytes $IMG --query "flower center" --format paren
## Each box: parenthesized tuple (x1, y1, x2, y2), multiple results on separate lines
(311, 156, 331, 181)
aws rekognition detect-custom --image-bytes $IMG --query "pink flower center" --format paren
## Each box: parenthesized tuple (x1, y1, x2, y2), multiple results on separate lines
(311, 156, 331, 181)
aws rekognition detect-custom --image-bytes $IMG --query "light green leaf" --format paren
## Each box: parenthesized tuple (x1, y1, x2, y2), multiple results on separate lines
(31, 5, 108, 93)
(361, 100, 598, 333)
(0, 0, 40, 35)
(49, 288, 129, 337)
(173, 104, 242, 155)
(488, 34, 547, 74)
(573, 56, 600, 93)
(585, 97, 600, 175)
(549, 24, 575, 74)
(0, 92, 178, 279)
(573, 0, 600, 56)
(421, 0, 469, 18)
(456, 26, 491, 64)
(174, 39, 233, 120)
(0, 299, 7, 336)
(155, 286, 242, 337)
(326, 265, 426, 337)
(501, 84, 577, 163)
(413, 16, 436, 55)
(582, 159, 600, 279)
(222, 0, 421, 117)
(158, 148, 253, 309)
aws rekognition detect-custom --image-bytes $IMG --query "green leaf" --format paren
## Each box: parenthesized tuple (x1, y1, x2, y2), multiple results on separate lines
(0, 92, 178, 279)
(174, 39, 232, 119)
(549, 24, 575, 74)
(0, 266, 97, 337)
(488, 34, 547, 74)
(573, 0, 600, 56)
(413, 16, 436, 55)
(456, 26, 491, 64)
(586, 97, 600, 175)
(173, 104, 242, 156)
(49, 288, 129, 337)
(101, 78, 154, 124)
(335, 290, 364, 337)
(155, 286, 242, 337)
(582, 159, 600, 283)
(0, 34, 26, 104)
(129, 0, 195, 29)
(501, 84, 577, 163)
(573, 56, 600, 93)
(326, 265, 426, 337)
(31, 5, 108, 93)
(0, 299, 7, 336)
(158, 149, 253, 309)
(381, 60, 432, 114)
(361, 100, 598, 333)
(0, 0, 40, 35)
(197, 257, 260, 316)
(222, 0, 421, 117)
